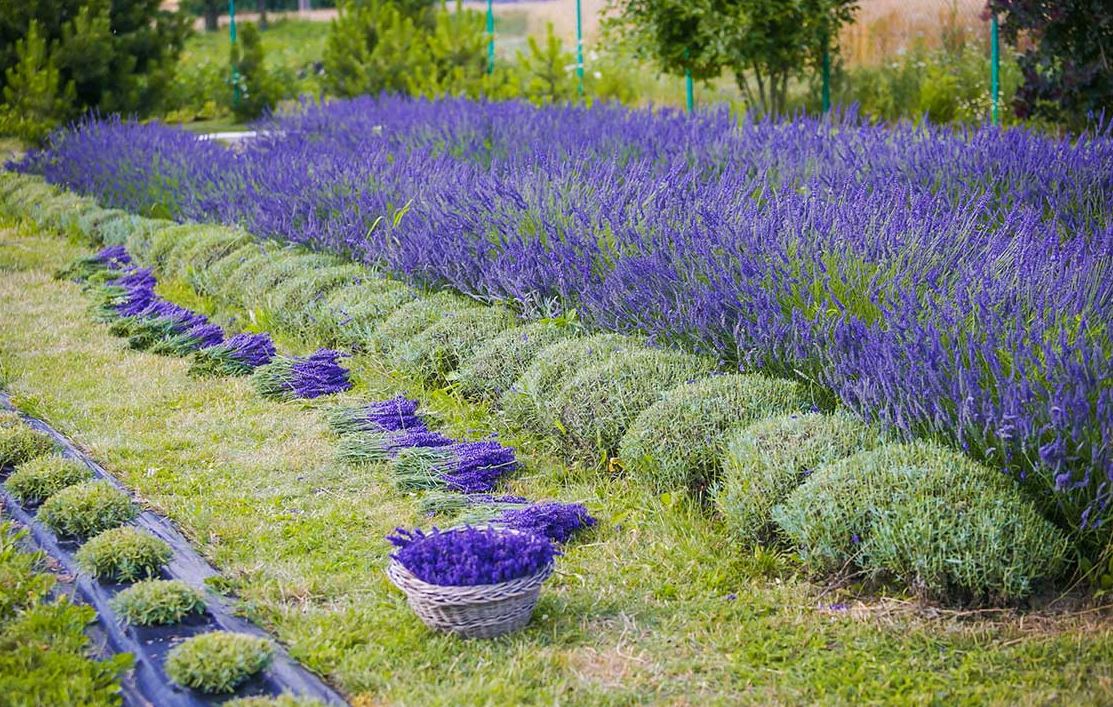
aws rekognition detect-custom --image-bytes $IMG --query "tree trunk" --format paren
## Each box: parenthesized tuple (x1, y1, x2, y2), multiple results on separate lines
(256, 0, 268, 29)
(203, 2, 219, 32)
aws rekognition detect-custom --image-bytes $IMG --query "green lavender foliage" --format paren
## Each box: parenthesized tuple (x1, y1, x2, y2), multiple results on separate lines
(454, 321, 578, 402)
(0, 425, 55, 468)
(390, 306, 517, 383)
(164, 632, 273, 694)
(37, 481, 137, 538)
(75, 526, 172, 582)
(5, 454, 92, 504)
(110, 579, 206, 626)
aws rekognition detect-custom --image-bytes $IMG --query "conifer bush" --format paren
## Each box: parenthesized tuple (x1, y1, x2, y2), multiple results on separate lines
(455, 321, 578, 401)
(5, 454, 92, 505)
(501, 333, 644, 434)
(554, 349, 716, 461)
(0, 425, 54, 468)
(619, 374, 808, 493)
(715, 411, 884, 544)
(37, 481, 137, 538)
(110, 579, 206, 626)
(74, 526, 171, 582)
(369, 291, 480, 355)
(773, 441, 1070, 601)
(164, 632, 273, 694)
(390, 306, 517, 382)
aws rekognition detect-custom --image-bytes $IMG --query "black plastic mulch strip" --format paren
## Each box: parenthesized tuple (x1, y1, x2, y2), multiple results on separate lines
(0, 391, 348, 706)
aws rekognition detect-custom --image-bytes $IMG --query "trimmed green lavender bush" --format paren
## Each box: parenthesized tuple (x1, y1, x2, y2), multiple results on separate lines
(161, 226, 249, 281)
(715, 411, 884, 544)
(554, 349, 716, 461)
(369, 291, 480, 355)
(110, 579, 206, 625)
(0, 425, 55, 468)
(164, 632, 274, 694)
(0, 410, 23, 428)
(75, 526, 172, 582)
(122, 216, 178, 263)
(311, 281, 417, 348)
(5, 455, 92, 505)
(501, 333, 644, 434)
(97, 212, 143, 247)
(773, 441, 1069, 601)
(227, 251, 343, 306)
(455, 321, 579, 401)
(143, 223, 196, 273)
(390, 306, 518, 383)
(257, 264, 365, 334)
(189, 241, 271, 296)
(37, 481, 137, 538)
(619, 374, 808, 493)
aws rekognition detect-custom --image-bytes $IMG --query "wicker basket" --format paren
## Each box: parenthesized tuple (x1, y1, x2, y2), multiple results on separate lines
(387, 554, 553, 639)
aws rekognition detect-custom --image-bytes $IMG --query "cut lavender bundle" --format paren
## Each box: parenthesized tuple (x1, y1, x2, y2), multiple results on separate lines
(189, 332, 276, 377)
(93, 280, 156, 321)
(390, 439, 520, 493)
(481, 502, 597, 544)
(149, 322, 224, 356)
(336, 429, 454, 466)
(327, 396, 425, 435)
(56, 244, 132, 281)
(118, 301, 210, 351)
(252, 348, 352, 401)
(418, 491, 529, 516)
(387, 526, 557, 586)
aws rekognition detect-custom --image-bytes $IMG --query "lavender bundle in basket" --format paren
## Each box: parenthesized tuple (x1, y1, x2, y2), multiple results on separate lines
(337, 428, 454, 466)
(327, 396, 424, 435)
(190, 332, 276, 377)
(390, 439, 519, 493)
(387, 526, 557, 586)
(252, 348, 352, 400)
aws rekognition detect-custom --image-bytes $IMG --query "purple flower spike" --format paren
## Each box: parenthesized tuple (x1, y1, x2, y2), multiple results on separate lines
(93, 245, 132, 268)
(223, 332, 277, 368)
(112, 285, 157, 317)
(108, 267, 156, 290)
(185, 322, 224, 349)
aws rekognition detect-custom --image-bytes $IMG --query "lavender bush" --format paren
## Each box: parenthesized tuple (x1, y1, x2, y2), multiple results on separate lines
(20, 99, 1113, 542)
(388, 526, 557, 586)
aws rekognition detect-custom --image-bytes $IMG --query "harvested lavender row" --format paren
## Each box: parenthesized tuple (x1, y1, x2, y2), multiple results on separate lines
(190, 332, 277, 377)
(252, 349, 352, 401)
(387, 526, 558, 586)
(327, 396, 425, 435)
(55, 244, 133, 281)
(336, 428, 455, 466)
(390, 439, 520, 493)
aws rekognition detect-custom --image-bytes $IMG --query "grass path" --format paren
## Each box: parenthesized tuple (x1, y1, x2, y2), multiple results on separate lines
(1, 221, 1111, 705)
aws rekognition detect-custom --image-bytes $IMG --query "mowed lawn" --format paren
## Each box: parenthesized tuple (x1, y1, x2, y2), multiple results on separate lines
(1, 220, 1111, 705)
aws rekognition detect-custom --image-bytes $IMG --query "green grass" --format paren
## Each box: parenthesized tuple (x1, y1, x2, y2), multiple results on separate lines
(1, 220, 1112, 704)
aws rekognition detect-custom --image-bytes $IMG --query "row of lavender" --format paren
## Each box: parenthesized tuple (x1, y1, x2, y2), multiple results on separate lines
(15, 99, 1113, 539)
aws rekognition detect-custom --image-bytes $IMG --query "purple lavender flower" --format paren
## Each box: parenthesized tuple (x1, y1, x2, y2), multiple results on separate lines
(391, 439, 520, 493)
(190, 331, 276, 377)
(108, 267, 156, 290)
(93, 245, 131, 268)
(387, 526, 557, 586)
(328, 396, 425, 435)
(111, 285, 157, 317)
(337, 428, 455, 466)
(290, 349, 352, 398)
(490, 501, 596, 543)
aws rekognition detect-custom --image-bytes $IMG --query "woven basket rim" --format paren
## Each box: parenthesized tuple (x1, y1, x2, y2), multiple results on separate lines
(388, 557, 553, 595)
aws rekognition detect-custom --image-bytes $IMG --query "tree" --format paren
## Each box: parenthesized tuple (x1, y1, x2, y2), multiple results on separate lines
(0, 0, 190, 120)
(230, 22, 277, 120)
(988, 0, 1113, 127)
(609, 0, 858, 115)
(0, 21, 75, 143)
(516, 23, 578, 105)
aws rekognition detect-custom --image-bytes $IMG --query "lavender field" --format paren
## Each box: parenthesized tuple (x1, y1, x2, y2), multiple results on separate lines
(23, 98, 1112, 544)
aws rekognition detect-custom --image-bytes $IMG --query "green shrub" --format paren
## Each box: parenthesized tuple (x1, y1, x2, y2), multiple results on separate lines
(164, 631, 274, 694)
(501, 333, 643, 433)
(97, 212, 141, 247)
(311, 281, 417, 348)
(715, 411, 884, 544)
(0, 425, 54, 468)
(0, 410, 22, 428)
(619, 374, 808, 494)
(71, 207, 123, 243)
(227, 251, 342, 306)
(0, 522, 53, 622)
(5, 454, 92, 504)
(455, 321, 578, 401)
(110, 579, 206, 625)
(390, 306, 518, 383)
(123, 217, 178, 263)
(773, 441, 1070, 601)
(369, 291, 479, 355)
(189, 241, 273, 296)
(554, 349, 715, 461)
(259, 264, 365, 334)
(0, 598, 133, 704)
(37, 481, 137, 538)
(143, 223, 197, 273)
(160, 226, 248, 281)
(75, 526, 171, 582)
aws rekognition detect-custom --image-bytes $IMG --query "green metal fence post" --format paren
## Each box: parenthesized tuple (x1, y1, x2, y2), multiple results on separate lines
(575, 0, 585, 97)
(684, 49, 694, 114)
(229, 0, 240, 108)
(821, 48, 831, 114)
(486, 0, 495, 75)
(990, 12, 1000, 126)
